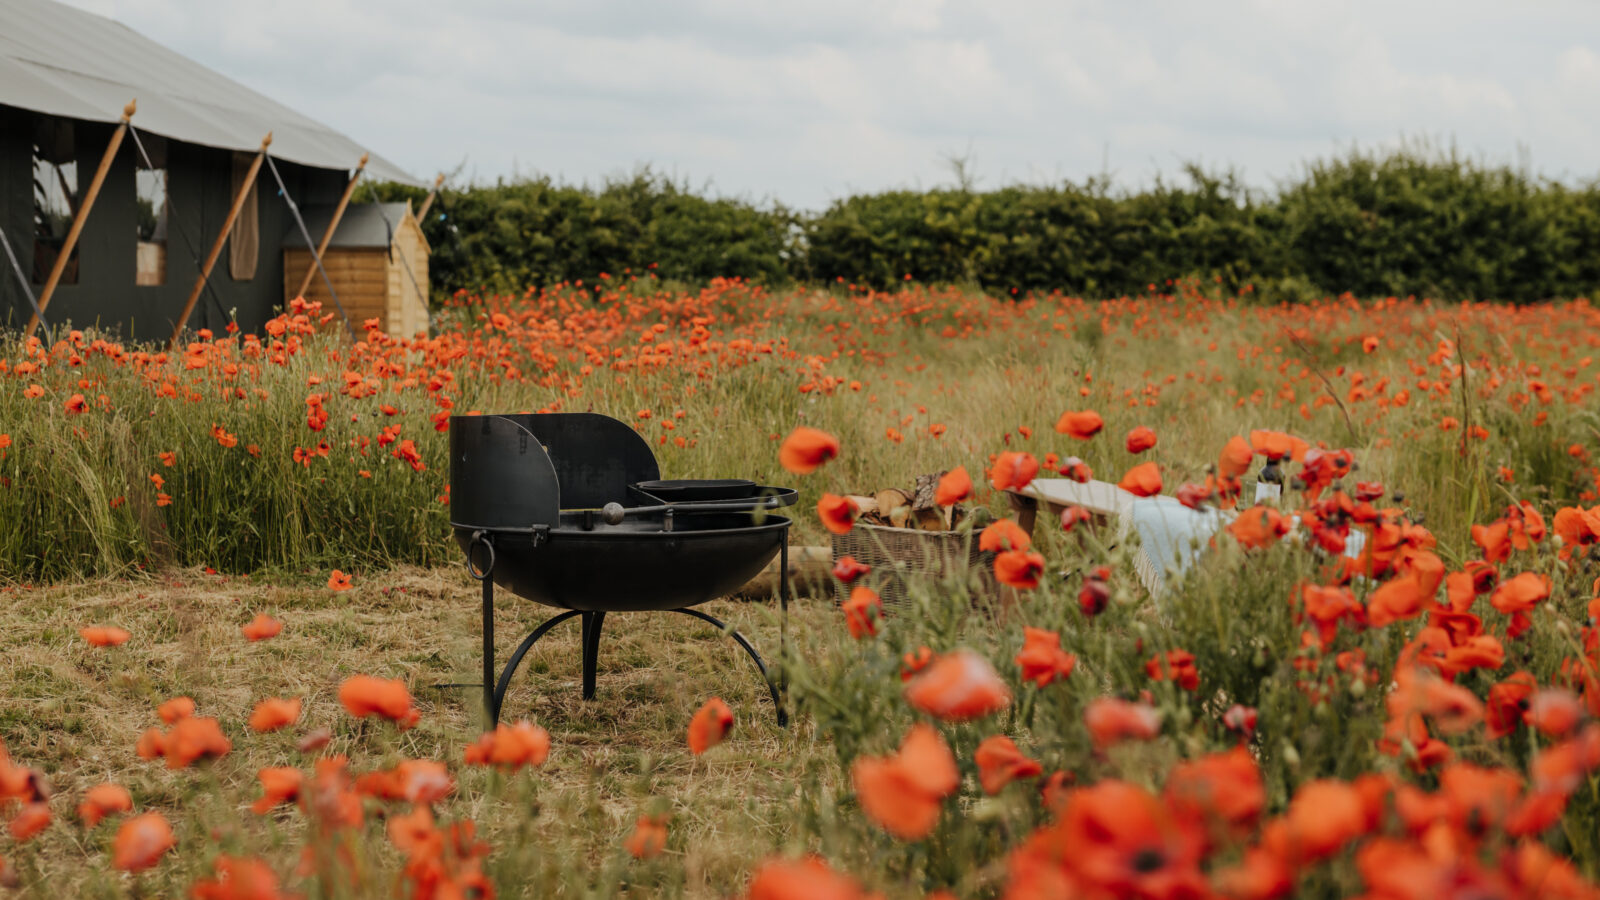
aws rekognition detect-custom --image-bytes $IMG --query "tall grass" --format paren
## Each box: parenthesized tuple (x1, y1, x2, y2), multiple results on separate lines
(0, 283, 1596, 581)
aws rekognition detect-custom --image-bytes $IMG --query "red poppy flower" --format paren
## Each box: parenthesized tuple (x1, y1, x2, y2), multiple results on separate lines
(624, 815, 668, 859)
(989, 452, 1040, 491)
(338, 675, 419, 729)
(1214, 847, 1292, 900)
(904, 650, 1011, 721)
(63, 393, 87, 414)
(1084, 697, 1162, 749)
(1055, 780, 1209, 898)
(326, 570, 353, 592)
(1367, 572, 1434, 628)
(1015, 627, 1077, 688)
(249, 768, 305, 817)
(974, 735, 1042, 794)
(1145, 649, 1200, 691)
(1486, 671, 1538, 740)
(1117, 461, 1161, 497)
(994, 550, 1045, 589)
(112, 812, 175, 872)
(249, 697, 303, 733)
(1283, 780, 1369, 862)
(851, 723, 958, 840)
(1058, 505, 1092, 532)
(1525, 689, 1585, 738)
(1490, 572, 1550, 614)
(934, 467, 972, 506)
(162, 716, 232, 769)
(241, 614, 283, 641)
(1226, 505, 1288, 549)
(1058, 456, 1093, 483)
(189, 855, 291, 900)
(1472, 520, 1512, 563)
(1389, 669, 1484, 736)
(1553, 505, 1600, 557)
(463, 720, 552, 769)
(1222, 704, 1258, 737)
(900, 646, 933, 681)
(8, 803, 50, 842)
(745, 856, 864, 900)
(687, 697, 734, 755)
(817, 493, 858, 534)
(1249, 430, 1305, 462)
(76, 783, 133, 830)
(1164, 745, 1265, 838)
(1078, 567, 1111, 616)
(1124, 426, 1157, 454)
(841, 586, 882, 639)
(979, 518, 1031, 552)
(831, 555, 870, 584)
(1054, 410, 1104, 440)
(778, 427, 840, 475)
(1218, 436, 1253, 478)
(157, 696, 195, 724)
(80, 625, 131, 647)
(1528, 723, 1600, 795)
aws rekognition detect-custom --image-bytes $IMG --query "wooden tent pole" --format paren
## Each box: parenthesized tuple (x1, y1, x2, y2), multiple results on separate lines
(293, 153, 367, 300)
(25, 99, 136, 338)
(168, 133, 272, 348)
(414, 173, 445, 223)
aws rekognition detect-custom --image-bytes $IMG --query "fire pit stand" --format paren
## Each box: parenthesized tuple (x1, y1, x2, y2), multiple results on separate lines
(450, 413, 794, 727)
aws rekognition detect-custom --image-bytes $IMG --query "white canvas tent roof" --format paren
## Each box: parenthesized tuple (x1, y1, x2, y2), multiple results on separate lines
(0, 0, 419, 184)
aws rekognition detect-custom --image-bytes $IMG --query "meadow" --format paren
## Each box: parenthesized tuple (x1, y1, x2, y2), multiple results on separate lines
(0, 279, 1598, 898)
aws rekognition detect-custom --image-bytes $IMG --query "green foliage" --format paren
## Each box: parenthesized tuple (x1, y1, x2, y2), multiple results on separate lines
(378, 148, 1600, 303)
(374, 170, 800, 294)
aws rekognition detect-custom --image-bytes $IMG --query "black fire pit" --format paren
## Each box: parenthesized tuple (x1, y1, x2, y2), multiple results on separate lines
(449, 413, 794, 726)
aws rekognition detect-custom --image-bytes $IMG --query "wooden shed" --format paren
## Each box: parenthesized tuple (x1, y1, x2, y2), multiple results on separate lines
(283, 201, 430, 338)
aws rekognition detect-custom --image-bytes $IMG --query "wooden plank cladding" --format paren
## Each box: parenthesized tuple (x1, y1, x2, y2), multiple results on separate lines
(280, 200, 430, 338)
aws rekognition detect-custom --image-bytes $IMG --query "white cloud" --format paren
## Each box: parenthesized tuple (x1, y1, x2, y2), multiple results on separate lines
(60, 0, 1600, 207)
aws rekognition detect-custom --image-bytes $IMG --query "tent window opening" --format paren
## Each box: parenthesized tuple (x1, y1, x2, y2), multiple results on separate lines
(30, 120, 78, 285)
(135, 135, 168, 286)
(228, 151, 259, 281)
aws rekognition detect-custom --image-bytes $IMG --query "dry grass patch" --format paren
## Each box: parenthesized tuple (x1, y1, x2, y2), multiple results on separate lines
(0, 567, 838, 898)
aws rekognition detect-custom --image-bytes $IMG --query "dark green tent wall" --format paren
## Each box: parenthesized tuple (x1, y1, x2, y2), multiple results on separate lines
(0, 105, 351, 340)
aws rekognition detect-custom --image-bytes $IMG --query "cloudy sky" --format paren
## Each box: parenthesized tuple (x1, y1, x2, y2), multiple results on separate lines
(61, 0, 1600, 209)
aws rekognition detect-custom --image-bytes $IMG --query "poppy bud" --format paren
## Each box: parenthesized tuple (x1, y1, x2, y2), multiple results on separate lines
(1079, 578, 1110, 617)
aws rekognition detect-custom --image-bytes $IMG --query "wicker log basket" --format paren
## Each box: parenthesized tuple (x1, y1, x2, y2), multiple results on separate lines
(830, 520, 998, 609)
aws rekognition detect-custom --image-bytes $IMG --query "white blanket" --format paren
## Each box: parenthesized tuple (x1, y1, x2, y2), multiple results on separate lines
(1017, 480, 1366, 597)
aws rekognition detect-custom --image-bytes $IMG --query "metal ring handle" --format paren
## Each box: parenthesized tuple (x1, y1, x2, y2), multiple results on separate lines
(466, 530, 495, 581)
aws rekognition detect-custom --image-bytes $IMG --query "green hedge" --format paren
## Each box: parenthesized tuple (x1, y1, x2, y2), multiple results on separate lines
(377, 149, 1600, 302)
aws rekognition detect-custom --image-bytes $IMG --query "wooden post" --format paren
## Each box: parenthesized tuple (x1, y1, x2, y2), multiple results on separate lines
(25, 100, 136, 338)
(168, 133, 272, 348)
(293, 153, 367, 301)
(415, 173, 445, 223)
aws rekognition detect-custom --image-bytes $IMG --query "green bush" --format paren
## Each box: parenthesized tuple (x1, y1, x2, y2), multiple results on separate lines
(376, 170, 799, 294)
(376, 148, 1600, 303)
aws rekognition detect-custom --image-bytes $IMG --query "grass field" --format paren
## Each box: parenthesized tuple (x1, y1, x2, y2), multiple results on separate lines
(2, 281, 1600, 898)
(1, 568, 825, 897)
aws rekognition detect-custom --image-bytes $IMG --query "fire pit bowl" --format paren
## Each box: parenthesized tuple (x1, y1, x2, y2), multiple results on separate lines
(449, 413, 794, 726)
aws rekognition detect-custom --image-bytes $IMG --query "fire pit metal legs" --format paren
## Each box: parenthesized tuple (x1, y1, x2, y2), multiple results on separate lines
(486, 607, 580, 724)
(580, 611, 606, 700)
(474, 559, 790, 729)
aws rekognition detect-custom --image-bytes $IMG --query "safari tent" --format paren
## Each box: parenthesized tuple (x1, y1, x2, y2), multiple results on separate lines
(0, 0, 425, 341)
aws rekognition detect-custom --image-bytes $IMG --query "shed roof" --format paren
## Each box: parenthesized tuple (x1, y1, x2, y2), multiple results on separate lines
(285, 203, 425, 251)
(0, 0, 419, 184)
